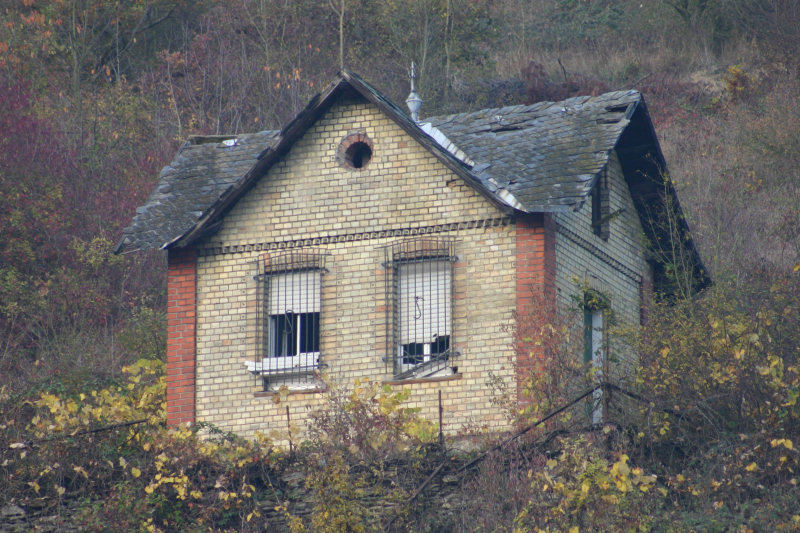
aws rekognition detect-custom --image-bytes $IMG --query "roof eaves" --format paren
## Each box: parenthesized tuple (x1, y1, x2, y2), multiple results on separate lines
(615, 97, 710, 291)
(165, 78, 349, 249)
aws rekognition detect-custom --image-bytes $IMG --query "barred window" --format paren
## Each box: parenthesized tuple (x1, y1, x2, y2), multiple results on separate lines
(248, 251, 325, 387)
(384, 238, 457, 379)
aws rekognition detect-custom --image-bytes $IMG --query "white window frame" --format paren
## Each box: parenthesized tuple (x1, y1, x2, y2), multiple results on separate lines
(247, 269, 322, 376)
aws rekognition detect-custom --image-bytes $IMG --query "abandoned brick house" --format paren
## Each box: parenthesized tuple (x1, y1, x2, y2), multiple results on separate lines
(116, 70, 705, 437)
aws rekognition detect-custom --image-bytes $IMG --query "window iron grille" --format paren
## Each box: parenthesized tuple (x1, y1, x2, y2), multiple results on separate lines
(382, 238, 457, 379)
(250, 250, 327, 390)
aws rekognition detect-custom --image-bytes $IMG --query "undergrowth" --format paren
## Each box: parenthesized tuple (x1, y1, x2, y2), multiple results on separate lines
(3, 274, 799, 531)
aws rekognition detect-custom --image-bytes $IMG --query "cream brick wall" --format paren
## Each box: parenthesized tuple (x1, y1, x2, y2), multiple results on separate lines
(194, 98, 517, 439)
(554, 151, 650, 375)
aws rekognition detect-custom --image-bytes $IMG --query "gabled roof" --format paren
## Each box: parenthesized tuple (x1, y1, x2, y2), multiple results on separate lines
(115, 70, 708, 290)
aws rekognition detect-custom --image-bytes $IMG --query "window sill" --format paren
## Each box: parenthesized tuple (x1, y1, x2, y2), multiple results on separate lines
(254, 386, 327, 398)
(383, 373, 462, 386)
(245, 354, 319, 375)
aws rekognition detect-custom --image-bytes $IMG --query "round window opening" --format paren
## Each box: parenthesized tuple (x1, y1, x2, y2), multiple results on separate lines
(345, 141, 372, 169)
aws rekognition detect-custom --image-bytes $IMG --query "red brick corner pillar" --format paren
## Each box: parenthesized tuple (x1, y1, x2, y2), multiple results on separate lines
(166, 247, 197, 426)
(514, 214, 557, 403)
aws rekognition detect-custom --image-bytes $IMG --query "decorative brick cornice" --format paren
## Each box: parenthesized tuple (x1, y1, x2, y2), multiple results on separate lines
(198, 217, 513, 257)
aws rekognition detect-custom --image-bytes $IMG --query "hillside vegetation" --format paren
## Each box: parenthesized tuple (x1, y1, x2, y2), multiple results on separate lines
(1, 0, 799, 530)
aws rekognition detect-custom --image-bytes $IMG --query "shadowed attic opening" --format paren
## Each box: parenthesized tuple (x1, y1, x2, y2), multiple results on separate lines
(337, 132, 373, 170)
(345, 141, 372, 168)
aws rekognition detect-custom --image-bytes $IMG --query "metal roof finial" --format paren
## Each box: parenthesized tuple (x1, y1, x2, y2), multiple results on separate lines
(406, 61, 422, 122)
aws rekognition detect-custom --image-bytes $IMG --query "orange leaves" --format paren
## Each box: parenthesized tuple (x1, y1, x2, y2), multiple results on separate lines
(20, 11, 45, 26)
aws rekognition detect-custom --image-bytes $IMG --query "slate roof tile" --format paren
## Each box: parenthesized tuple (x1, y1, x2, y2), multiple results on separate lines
(115, 130, 279, 253)
(116, 86, 640, 253)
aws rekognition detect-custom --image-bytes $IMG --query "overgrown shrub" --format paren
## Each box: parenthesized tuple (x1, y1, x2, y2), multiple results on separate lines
(1, 358, 280, 532)
(287, 379, 441, 532)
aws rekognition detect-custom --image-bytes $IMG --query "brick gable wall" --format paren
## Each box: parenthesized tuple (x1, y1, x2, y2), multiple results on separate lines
(189, 98, 523, 438)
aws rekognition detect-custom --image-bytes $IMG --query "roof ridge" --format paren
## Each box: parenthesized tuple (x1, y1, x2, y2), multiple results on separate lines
(426, 89, 641, 124)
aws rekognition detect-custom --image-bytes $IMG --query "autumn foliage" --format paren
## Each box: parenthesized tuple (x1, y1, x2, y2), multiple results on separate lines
(1, 0, 799, 530)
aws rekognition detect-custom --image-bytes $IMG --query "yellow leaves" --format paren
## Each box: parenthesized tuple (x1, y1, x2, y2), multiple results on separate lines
(218, 490, 238, 501)
(131, 467, 141, 478)
(600, 494, 619, 504)
(611, 454, 630, 477)
(172, 426, 193, 441)
(55, 485, 65, 496)
(28, 481, 40, 493)
(73, 465, 89, 479)
(26, 358, 165, 442)
(770, 438, 793, 450)
(744, 462, 758, 472)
